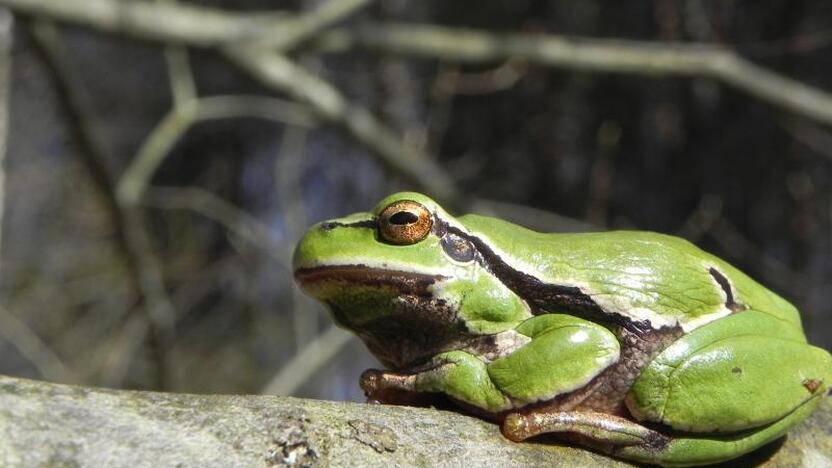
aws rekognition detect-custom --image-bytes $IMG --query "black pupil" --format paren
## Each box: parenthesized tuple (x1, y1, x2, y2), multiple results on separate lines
(389, 211, 419, 225)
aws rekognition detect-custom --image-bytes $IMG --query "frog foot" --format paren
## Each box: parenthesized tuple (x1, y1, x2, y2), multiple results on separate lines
(502, 410, 668, 450)
(360, 368, 435, 406)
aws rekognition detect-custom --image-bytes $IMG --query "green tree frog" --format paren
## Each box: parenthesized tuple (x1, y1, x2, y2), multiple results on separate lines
(293, 192, 831, 466)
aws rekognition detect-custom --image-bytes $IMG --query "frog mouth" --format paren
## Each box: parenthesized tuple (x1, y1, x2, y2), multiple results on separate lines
(295, 265, 470, 369)
(293, 265, 446, 295)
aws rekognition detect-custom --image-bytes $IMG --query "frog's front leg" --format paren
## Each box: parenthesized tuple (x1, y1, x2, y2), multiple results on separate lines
(361, 350, 512, 411)
(362, 314, 623, 413)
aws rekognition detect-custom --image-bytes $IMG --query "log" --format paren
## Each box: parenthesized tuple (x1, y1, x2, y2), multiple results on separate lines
(0, 374, 830, 467)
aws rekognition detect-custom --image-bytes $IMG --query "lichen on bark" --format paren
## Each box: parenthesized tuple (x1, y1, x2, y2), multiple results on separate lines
(0, 374, 830, 467)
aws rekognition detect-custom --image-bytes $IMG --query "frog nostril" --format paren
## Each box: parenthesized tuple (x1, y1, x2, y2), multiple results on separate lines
(389, 211, 419, 225)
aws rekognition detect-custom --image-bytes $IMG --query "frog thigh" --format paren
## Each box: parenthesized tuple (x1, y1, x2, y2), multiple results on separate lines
(627, 310, 832, 432)
(488, 314, 620, 404)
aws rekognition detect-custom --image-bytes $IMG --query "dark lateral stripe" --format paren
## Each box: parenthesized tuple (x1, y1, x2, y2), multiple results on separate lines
(320, 219, 376, 231)
(708, 267, 745, 312)
(443, 223, 651, 333)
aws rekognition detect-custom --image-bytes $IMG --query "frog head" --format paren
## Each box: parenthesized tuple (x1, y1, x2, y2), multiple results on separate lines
(293, 192, 531, 369)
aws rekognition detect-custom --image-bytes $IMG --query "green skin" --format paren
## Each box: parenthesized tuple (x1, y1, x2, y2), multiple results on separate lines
(293, 192, 832, 467)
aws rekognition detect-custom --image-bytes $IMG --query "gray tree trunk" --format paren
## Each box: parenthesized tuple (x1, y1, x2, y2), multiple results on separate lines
(0, 374, 830, 467)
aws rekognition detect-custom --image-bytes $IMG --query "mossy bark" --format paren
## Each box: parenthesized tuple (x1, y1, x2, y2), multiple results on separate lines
(0, 375, 829, 467)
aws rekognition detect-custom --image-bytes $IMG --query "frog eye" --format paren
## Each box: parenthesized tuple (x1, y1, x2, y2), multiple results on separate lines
(378, 200, 433, 245)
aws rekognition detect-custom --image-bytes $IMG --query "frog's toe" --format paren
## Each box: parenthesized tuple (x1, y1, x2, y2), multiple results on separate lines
(501, 413, 532, 442)
(500, 410, 661, 447)
(359, 368, 384, 395)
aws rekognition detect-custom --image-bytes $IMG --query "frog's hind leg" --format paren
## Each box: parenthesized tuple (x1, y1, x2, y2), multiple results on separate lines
(502, 409, 669, 449)
(626, 310, 831, 433)
(620, 309, 832, 465)
(501, 381, 826, 467)
(617, 393, 826, 467)
(505, 310, 831, 466)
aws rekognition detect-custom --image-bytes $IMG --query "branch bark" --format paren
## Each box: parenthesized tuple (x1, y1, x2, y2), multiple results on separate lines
(0, 0, 287, 47)
(25, 20, 179, 389)
(317, 24, 832, 128)
(0, 374, 830, 467)
(2, 0, 832, 127)
(222, 48, 462, 204)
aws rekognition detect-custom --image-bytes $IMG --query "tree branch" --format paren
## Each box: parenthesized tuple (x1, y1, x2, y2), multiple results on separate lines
(0, 310, 73, 382)
(222, 48, 462, 204)
(115, 94, 315, 206)
(2, 0, 832, 127)
(0, 0, 371, 49)
(0, 7, 10, 278)
(26, 20, 178, 389)
(0, 374, 829, 467)
(141, 186, 293, 262)
(319, 24, 832, 127)
(260, 324, 354, 396)
(0, 0, 288, 46)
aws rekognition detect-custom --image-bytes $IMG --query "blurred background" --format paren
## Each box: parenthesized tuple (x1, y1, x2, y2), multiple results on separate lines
(0, 0, 830, 403)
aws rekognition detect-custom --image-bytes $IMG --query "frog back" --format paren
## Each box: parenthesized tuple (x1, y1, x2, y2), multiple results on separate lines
(458, 215, 801, 333)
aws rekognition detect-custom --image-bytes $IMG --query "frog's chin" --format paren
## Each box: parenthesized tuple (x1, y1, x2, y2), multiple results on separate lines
(344, 309, 472, 370)
(295, 265, 475, 369)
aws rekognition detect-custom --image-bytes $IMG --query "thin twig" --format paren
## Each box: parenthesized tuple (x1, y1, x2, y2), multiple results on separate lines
(676, 194, 724, 242)
(165, 45, 196, 106)
(217, 1, 465, 204)
(158, 0, 196, 107)
(0, 0, 292, 47)
(112, 36, 325, 386)
(677, 196, 808, 297)
(252, 0, 371, 50)
(116, 101, 197, 206)
(585, 122, 621, 227)
(0, 0, 372, 49)
(0, 12, 71, 383)
(0, 8, 9, 279)
(141, 186, 292, 263)
(26, 20, 177, 390)
(780, 119, 832, 160)
(273, 126, 320, 351)
(315, 23, 832, 127)
(261, 323, 354, 396)
(0, 307, 73, 382)
(93, 313, 150, 387)
(1, 0, 830, 126)
(116, 95, 316, 206)
(433, 60, 528, 96)
(2, 0, 830, 214)
(223, 49, 463, 206)
(707, 217, 809, 297)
